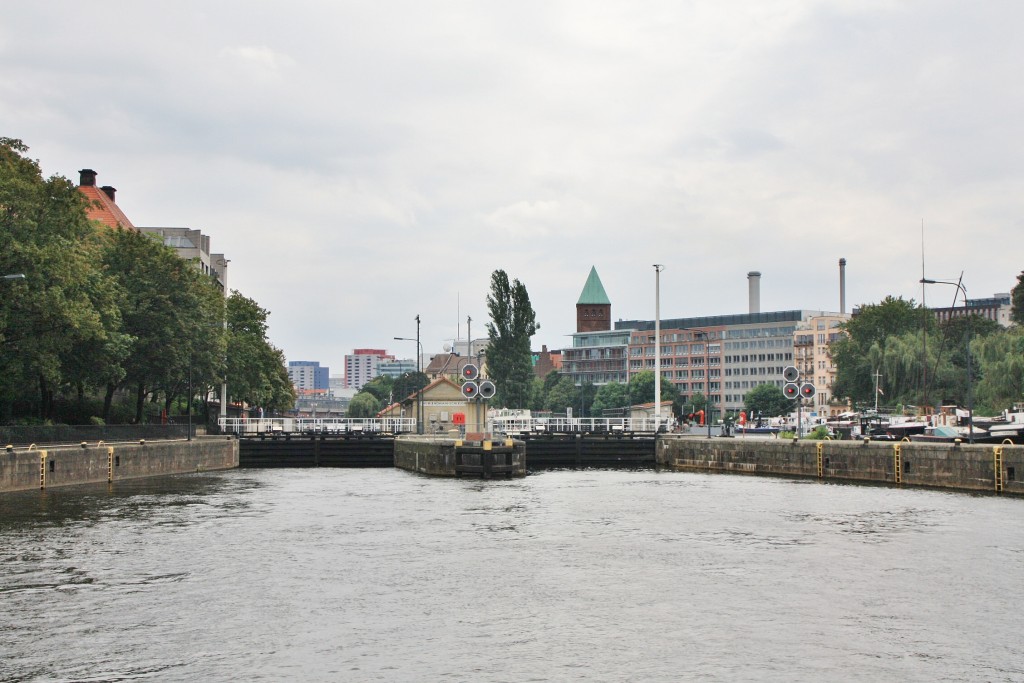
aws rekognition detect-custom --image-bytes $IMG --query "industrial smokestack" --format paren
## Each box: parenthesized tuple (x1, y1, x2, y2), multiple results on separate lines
(747, 271, 761, 314)
(839, 258, 847, 314)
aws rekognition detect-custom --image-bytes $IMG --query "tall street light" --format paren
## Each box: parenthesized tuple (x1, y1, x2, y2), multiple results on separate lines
(3, 274, 26, 281)
(653, 265, 664, 431)
(394, 314, 423, 434)
(920, 276, 973, 443)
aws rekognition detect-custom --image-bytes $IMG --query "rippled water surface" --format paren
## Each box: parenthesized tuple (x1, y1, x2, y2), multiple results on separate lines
(2, 469, 1022, 682)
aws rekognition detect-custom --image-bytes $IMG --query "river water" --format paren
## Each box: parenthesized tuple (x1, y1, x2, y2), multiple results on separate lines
(1, 469, 1022, 682)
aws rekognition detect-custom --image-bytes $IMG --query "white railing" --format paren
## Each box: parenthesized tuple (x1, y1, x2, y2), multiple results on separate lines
(218, 417, 417, 435)
(490, 416, 673, 434)
(219, 416, 674, 435)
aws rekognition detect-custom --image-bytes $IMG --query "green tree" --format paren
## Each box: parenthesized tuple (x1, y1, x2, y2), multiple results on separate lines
(225, 292, 295, 416)
(360, 375, 395, 404)
(973, 327, 1024, 412)
(485, 270, 539, 408)
(0, 138, 122, 420)
(627, 370, 679, 409)
(102, 229, 229, 422)
(686, 392, 708, 413)
(348, 391, 381, 418)
(393, 372, 429, 403)
(1011, 271, 1024, 325)
(527, 376, 548, 412)
(743, 383, 792, 418)
(591, 381, 630, 416)
(831, 296, 932, 405)
(545, 376, 578, 413)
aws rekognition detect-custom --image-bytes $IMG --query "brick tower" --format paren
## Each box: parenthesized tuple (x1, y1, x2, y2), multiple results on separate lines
(576, 266, 611, 333)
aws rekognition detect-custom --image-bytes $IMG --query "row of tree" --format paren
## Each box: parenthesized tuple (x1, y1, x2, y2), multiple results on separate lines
(830, 294, 1023, 415)
(0, 138, 295, 425)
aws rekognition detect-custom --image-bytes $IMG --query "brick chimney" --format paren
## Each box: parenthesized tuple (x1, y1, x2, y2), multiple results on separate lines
(79, 169, 97, 187)
(101, 186, 117, 202)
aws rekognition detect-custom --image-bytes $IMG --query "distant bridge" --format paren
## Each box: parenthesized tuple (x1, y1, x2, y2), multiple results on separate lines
(219, 416, 672, 436)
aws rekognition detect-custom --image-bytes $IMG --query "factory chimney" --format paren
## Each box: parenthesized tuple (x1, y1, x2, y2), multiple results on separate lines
(839, 258, 847, 314)
(747, 271, 761, 314)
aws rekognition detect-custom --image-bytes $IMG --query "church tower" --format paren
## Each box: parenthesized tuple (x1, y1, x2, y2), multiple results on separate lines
(576, 266, 611, 333)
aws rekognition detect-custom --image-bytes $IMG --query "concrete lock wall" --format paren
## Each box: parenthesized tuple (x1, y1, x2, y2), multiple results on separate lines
(657, 437, 1024, 495)
(394, 436, 526, 477)
(1, 437, 239, 493)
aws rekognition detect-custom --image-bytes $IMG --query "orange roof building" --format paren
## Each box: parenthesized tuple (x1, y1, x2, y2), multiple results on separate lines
(77, 169, 136, 231)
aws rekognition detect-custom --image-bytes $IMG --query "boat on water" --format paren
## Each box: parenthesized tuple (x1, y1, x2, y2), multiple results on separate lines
(907, 425, 1003, 444)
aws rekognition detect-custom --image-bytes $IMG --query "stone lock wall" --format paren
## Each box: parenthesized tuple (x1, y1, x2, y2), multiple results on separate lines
(1, 437, 239, 493)
(657, 437, 1024, 495)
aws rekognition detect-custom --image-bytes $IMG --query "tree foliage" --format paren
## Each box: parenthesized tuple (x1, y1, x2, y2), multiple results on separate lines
(591, 381, 630, 416)
(1, 137, 124, 420)
(348, 391, 381, 418)
(743, 383, 792, 418)
(1012, 271, 1024, 325)
(627, 370, 679, 409)
(485, 270, 539, 409)
(393, 372, 429, 403)
(973, 327, 1024, 412)
(226, 292, 295, 414)
(0, 137, 292, 424)
(832, 297, 932, 406)
(544, 376, 578, 413)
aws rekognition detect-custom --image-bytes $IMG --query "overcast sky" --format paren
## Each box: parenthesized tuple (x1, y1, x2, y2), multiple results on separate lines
(4, 1, 1022, 372)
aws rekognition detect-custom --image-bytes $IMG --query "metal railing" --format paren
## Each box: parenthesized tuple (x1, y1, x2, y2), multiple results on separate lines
(218, 417, 417, 435)
(491, 416, 672, 434)
(218, 416, 674, 435)
(1, 424, 190, 446)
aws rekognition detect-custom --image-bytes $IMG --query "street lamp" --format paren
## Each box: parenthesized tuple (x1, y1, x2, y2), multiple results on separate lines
(653, 265, 664, 432)
(394, 314, 423, 434)
(3, 274, 26, 280)
(920, 276, 973, 443)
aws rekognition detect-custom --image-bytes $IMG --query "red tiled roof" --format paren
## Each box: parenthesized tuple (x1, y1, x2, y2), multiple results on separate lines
(78, 185, 136, 231)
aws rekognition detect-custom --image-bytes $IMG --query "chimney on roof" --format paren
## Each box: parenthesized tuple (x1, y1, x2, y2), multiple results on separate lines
(101, 186, 116, 202)
(747, 271, 761, 314)
(79, 169, 97, 187)
(839, 258, 847, 314)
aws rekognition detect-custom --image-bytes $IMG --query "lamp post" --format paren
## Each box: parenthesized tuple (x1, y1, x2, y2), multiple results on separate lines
(394, 314, 423, 434)
(3, 274, 26, 281)
(187, 356, 192, 441)
(920, 276, 973, 443)
(653, 264, 664, 432)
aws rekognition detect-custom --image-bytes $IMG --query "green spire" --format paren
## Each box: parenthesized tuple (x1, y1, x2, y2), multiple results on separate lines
(577, 266, 611, 305)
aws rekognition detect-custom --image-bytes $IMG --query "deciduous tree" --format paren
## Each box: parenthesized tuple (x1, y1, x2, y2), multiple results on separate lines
(743, 383, 792, 418)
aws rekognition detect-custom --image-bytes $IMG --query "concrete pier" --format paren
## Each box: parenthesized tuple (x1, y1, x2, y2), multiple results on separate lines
(393, 435, 526, 478)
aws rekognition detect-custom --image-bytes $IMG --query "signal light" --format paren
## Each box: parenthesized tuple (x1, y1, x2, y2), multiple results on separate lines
(800, 383, 816, 399)
(461, 381, 478, 399)
(783, 383, 799, 399)
(783, 366, 800, 383)
(478, 381, 496, 399)
(462, 364, 479, 381)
